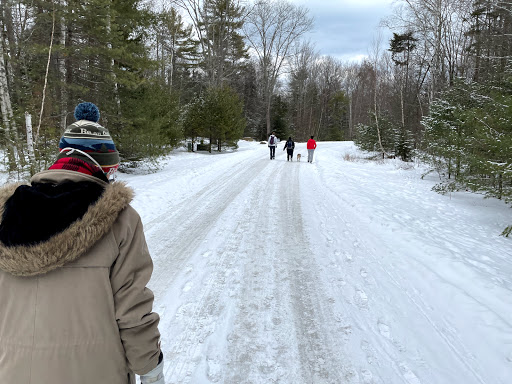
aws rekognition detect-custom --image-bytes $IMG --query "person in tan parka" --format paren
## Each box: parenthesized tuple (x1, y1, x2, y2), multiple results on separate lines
(0, 103, 164, 384)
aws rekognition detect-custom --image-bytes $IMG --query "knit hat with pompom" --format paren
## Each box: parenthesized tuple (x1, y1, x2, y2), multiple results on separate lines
(56, 102, 120, 179)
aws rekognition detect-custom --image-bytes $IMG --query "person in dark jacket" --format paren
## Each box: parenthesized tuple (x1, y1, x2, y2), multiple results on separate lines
(0, 102, 164, 384)
(283, 136, 295, 161)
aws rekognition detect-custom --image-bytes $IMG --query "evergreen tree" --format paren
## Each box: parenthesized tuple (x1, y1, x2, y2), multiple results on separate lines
(270, 95, 289, 140)
(389, 31, 417, 160)
(355, 113, 396, 154)
(467, 1, 512, 84)
(325, 91, 348, 141)
(198, 0, 248, 86)
(422, 79, 512, 203)
(154, 7, 200, 98)
(183, 84, 246, 151)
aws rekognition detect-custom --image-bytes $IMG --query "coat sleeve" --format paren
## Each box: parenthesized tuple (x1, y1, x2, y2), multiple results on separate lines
(110, 206, 161, 375)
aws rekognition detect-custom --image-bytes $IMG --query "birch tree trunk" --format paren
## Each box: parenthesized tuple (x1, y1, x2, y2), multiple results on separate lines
(25, 112, 37, 174)
(59, 0, 68, 131)
(1, 0, 17, 92)
(36, 5, 55, 144)
(370, 37, 386, 158)
(348, 100, 353, 140)
(374, 81, 385, 158)
(106, 3, 121, 115)
(0, 37, 18, 172)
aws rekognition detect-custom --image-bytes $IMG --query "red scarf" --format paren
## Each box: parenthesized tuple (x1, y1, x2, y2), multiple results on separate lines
(49, 157, 107, 181)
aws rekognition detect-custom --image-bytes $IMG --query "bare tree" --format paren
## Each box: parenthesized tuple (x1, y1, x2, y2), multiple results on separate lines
(368, 34, 388, 158)
(384, 0, 473, 98)
(341, 63, 359, 139)
(243, 0, 313, 136)
(288, 41, 318, 140)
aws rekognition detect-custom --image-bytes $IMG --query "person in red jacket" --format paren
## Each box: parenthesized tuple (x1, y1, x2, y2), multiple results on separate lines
(307, 135, 317, 163)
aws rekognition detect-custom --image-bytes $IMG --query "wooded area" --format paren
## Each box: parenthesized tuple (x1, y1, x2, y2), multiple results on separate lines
(357, 0, 512, 236)
(0, 0, 510, 233)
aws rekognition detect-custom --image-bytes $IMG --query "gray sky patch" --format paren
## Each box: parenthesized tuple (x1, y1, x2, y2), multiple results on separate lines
(290, 0, 395, 61)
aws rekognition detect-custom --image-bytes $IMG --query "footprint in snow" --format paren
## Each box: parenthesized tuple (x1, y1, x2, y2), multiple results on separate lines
(399, 362, 422, 384)
(354, 289, 368, 308)
(360, 340, 376, 365)
(207, 357, 222, 382)
(360, 369, 374, 384)
(378, 319, 407, 352)
(378, 321, 391, 339)
(360, 268, 368, 278)
(182, 281, 193, 293)
(272, 317, 281, 326)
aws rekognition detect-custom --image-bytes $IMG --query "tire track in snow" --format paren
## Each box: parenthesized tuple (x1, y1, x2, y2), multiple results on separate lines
(160, 156, 276, 383)
(299, 165, 385, 383)
(223, 162, 299, 383)
(146, 154, 269, 300)
(277, 164, 351, 383)
(223, 159, 352, 383)
(164, 214, 249, 383)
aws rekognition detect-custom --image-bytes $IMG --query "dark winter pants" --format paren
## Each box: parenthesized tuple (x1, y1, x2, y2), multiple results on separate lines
(286, 148, 294, 161)
(269, 146, 276, 159)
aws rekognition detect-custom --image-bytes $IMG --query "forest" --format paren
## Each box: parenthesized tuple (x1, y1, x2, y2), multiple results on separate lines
(0, 0, 510, 233)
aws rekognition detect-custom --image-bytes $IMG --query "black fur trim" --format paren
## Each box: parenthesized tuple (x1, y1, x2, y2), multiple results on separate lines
(0, 181, 104, 247)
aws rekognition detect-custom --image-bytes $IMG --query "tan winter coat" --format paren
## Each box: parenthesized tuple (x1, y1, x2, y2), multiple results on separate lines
(0, 170, 161, 384)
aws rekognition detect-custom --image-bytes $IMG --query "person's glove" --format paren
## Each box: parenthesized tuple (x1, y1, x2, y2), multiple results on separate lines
(140, 357, 165, 384)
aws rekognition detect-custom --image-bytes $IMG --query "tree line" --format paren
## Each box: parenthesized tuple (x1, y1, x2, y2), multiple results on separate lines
(0, 0, 510, 233)
(352, 0, 512, 236)
(0, 0, 317, 176)
(0, 0, 401, 175)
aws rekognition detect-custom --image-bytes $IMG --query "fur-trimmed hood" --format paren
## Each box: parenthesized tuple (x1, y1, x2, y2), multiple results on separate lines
(0, 170, 133, 277)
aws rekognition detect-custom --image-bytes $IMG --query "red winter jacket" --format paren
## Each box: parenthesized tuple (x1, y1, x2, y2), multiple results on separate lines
(307, 139, 317, 150)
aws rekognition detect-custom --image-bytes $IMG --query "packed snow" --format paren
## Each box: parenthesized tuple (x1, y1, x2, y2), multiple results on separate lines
(118, 140, 511, 384)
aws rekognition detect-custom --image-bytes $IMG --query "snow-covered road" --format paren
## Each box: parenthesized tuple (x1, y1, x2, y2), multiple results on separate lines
(120, 141, 512, 384)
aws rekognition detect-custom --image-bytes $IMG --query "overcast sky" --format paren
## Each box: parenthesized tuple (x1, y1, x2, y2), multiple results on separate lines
(290, 0, 396, 62)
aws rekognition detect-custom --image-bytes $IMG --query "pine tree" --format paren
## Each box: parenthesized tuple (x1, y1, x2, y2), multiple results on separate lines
(270, 95, 289, 140)
(422, 78, 512, 203)
(154, 8, 199, 96)
(198, 0, 248, 86)
(183, 84, 245, 151)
